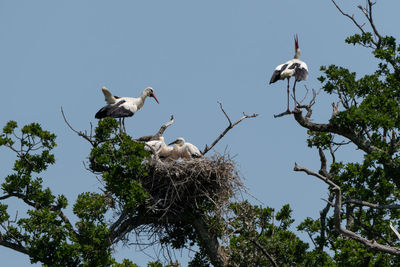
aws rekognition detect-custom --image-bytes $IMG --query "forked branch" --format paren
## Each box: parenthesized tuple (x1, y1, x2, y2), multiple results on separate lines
(202, 102, 258, 155)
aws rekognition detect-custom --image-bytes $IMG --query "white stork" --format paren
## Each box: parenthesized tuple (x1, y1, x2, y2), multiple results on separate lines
(269, 34, 308, 111)
(168, 137, 202, 160)
(145, 136, 173, 160)
(95, 86, 159, 131)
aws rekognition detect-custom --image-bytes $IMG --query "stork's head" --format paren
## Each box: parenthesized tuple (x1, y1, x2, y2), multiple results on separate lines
(144, 87, 159, 104)
(168, 137, 185, 146)
(294, 34, 301, 59)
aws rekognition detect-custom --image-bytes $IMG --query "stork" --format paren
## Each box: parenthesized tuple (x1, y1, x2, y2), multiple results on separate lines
(269, 34, 308, 111)
(168, 137, 202, 160)
(145, 136, 173, 160)
(95, 86, 159, 131)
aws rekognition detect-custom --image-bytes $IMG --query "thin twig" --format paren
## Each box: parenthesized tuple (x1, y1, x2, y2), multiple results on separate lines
(61, 107, 97, 146)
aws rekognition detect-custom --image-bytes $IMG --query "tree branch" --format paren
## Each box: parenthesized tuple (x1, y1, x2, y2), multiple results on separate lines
(319, 192, 334, 252)
(192, 215, 228, 267)
(344, 199, 400, 210)
(135, 115, 175, 142)
(61, 107, 97, 147)
(249, 239, 278, 267)
(202, 102, 258, 155)
(330, 0, 367, 35)
(295, 159, 400, 255)
(390, 222, 400, 241)
(0, 237, 28, 255)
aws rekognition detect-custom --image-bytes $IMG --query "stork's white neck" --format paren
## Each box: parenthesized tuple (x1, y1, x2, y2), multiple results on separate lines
(294, 48, 301, 59)
(136, 91, 149, 109)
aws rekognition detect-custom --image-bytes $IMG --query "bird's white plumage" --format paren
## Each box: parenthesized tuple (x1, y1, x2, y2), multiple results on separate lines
(169, 137, 202, 160)
(101, 87, 117, 104)
(145, 136, 173, 159)
(269, 35, 308, 111)
(276, 59, 308, 81)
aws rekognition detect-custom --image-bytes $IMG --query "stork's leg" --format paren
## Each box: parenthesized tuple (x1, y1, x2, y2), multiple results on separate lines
(119, 118, 122, 132)
(286, 78, 290, 112)
(122, 118, 127, 133)
(293, 80, 298, 110)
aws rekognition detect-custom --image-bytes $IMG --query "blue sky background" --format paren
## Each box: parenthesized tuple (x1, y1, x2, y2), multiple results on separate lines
(1, 1, 399, 266)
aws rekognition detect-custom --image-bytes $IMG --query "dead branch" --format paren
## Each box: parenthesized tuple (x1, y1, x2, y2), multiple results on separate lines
(61, 107, 97, 146)
(344, 199, 400, 210)
(294, 163, 338, 189)
(390, 222, 400, 241)
(136, 115, 175, 142)
(273, 110, 293, 118)
(330, 0, 366, 35)
(202, 102, 258, 155)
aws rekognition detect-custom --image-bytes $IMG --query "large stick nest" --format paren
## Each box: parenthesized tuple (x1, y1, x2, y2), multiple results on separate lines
(140, 154, 243, 218)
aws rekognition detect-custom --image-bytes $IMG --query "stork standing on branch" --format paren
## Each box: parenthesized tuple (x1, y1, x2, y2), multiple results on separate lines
(95, 86, 159, 132)
(269, 34, 308, 112)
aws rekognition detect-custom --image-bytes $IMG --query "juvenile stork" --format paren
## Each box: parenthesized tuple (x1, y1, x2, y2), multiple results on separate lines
(168, 137, 202, 160)
(145, 136, 173, 160)
(95, 86, 159, 131)
(269, 34, 308, 111)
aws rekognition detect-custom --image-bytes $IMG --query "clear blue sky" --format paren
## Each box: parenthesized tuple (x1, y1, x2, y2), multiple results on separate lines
(1, 1, 399, 266)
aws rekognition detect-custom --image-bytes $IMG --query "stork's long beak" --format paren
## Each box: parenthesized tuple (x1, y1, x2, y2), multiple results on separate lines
(294, 34, 299, 51)
(168, 140, 177, 146)
(151, 93, 160, 104)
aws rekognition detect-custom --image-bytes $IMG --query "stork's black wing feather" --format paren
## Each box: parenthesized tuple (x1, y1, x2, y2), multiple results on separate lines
(295, 67, 308, 81)
(95, 100, 134, 119)
(269, 64, 288, 84)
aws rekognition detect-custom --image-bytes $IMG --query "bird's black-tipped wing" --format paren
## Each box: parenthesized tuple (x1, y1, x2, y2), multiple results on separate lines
(269, 64, 288, 84)
(95, 100, 134, 119)
(295, 63, 308, 81)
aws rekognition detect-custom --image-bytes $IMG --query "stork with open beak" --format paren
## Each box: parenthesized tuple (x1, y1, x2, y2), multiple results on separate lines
(95, 86, 159, 132)
(269, 34, 308, 111)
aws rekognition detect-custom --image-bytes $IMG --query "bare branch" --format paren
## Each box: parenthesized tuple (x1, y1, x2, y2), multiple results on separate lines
(294, 163, 338, 189)
(273, 110, 293, 118)
(345, 199, 400, 210)
(330, 0, 366, 35)
(202, 102, 258, 155)
(0, 238, 28, 255)
(136, 115, 175, 142)
(61, 107, 97, 147)
(218, 101, 232, 126)
(390, 222, 400, 241)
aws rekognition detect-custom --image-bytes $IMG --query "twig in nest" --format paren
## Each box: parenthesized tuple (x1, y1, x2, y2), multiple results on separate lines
(202, 102, 258, 155)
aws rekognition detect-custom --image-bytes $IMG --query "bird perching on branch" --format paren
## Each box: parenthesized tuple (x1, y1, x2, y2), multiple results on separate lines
(269, 34, 308, 112)
(95, 86, 159, 132)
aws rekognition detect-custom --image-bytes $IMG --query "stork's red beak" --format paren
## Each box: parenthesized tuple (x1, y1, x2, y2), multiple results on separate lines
(151, 93, 159, 104)
(294, 34, 299, 51)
